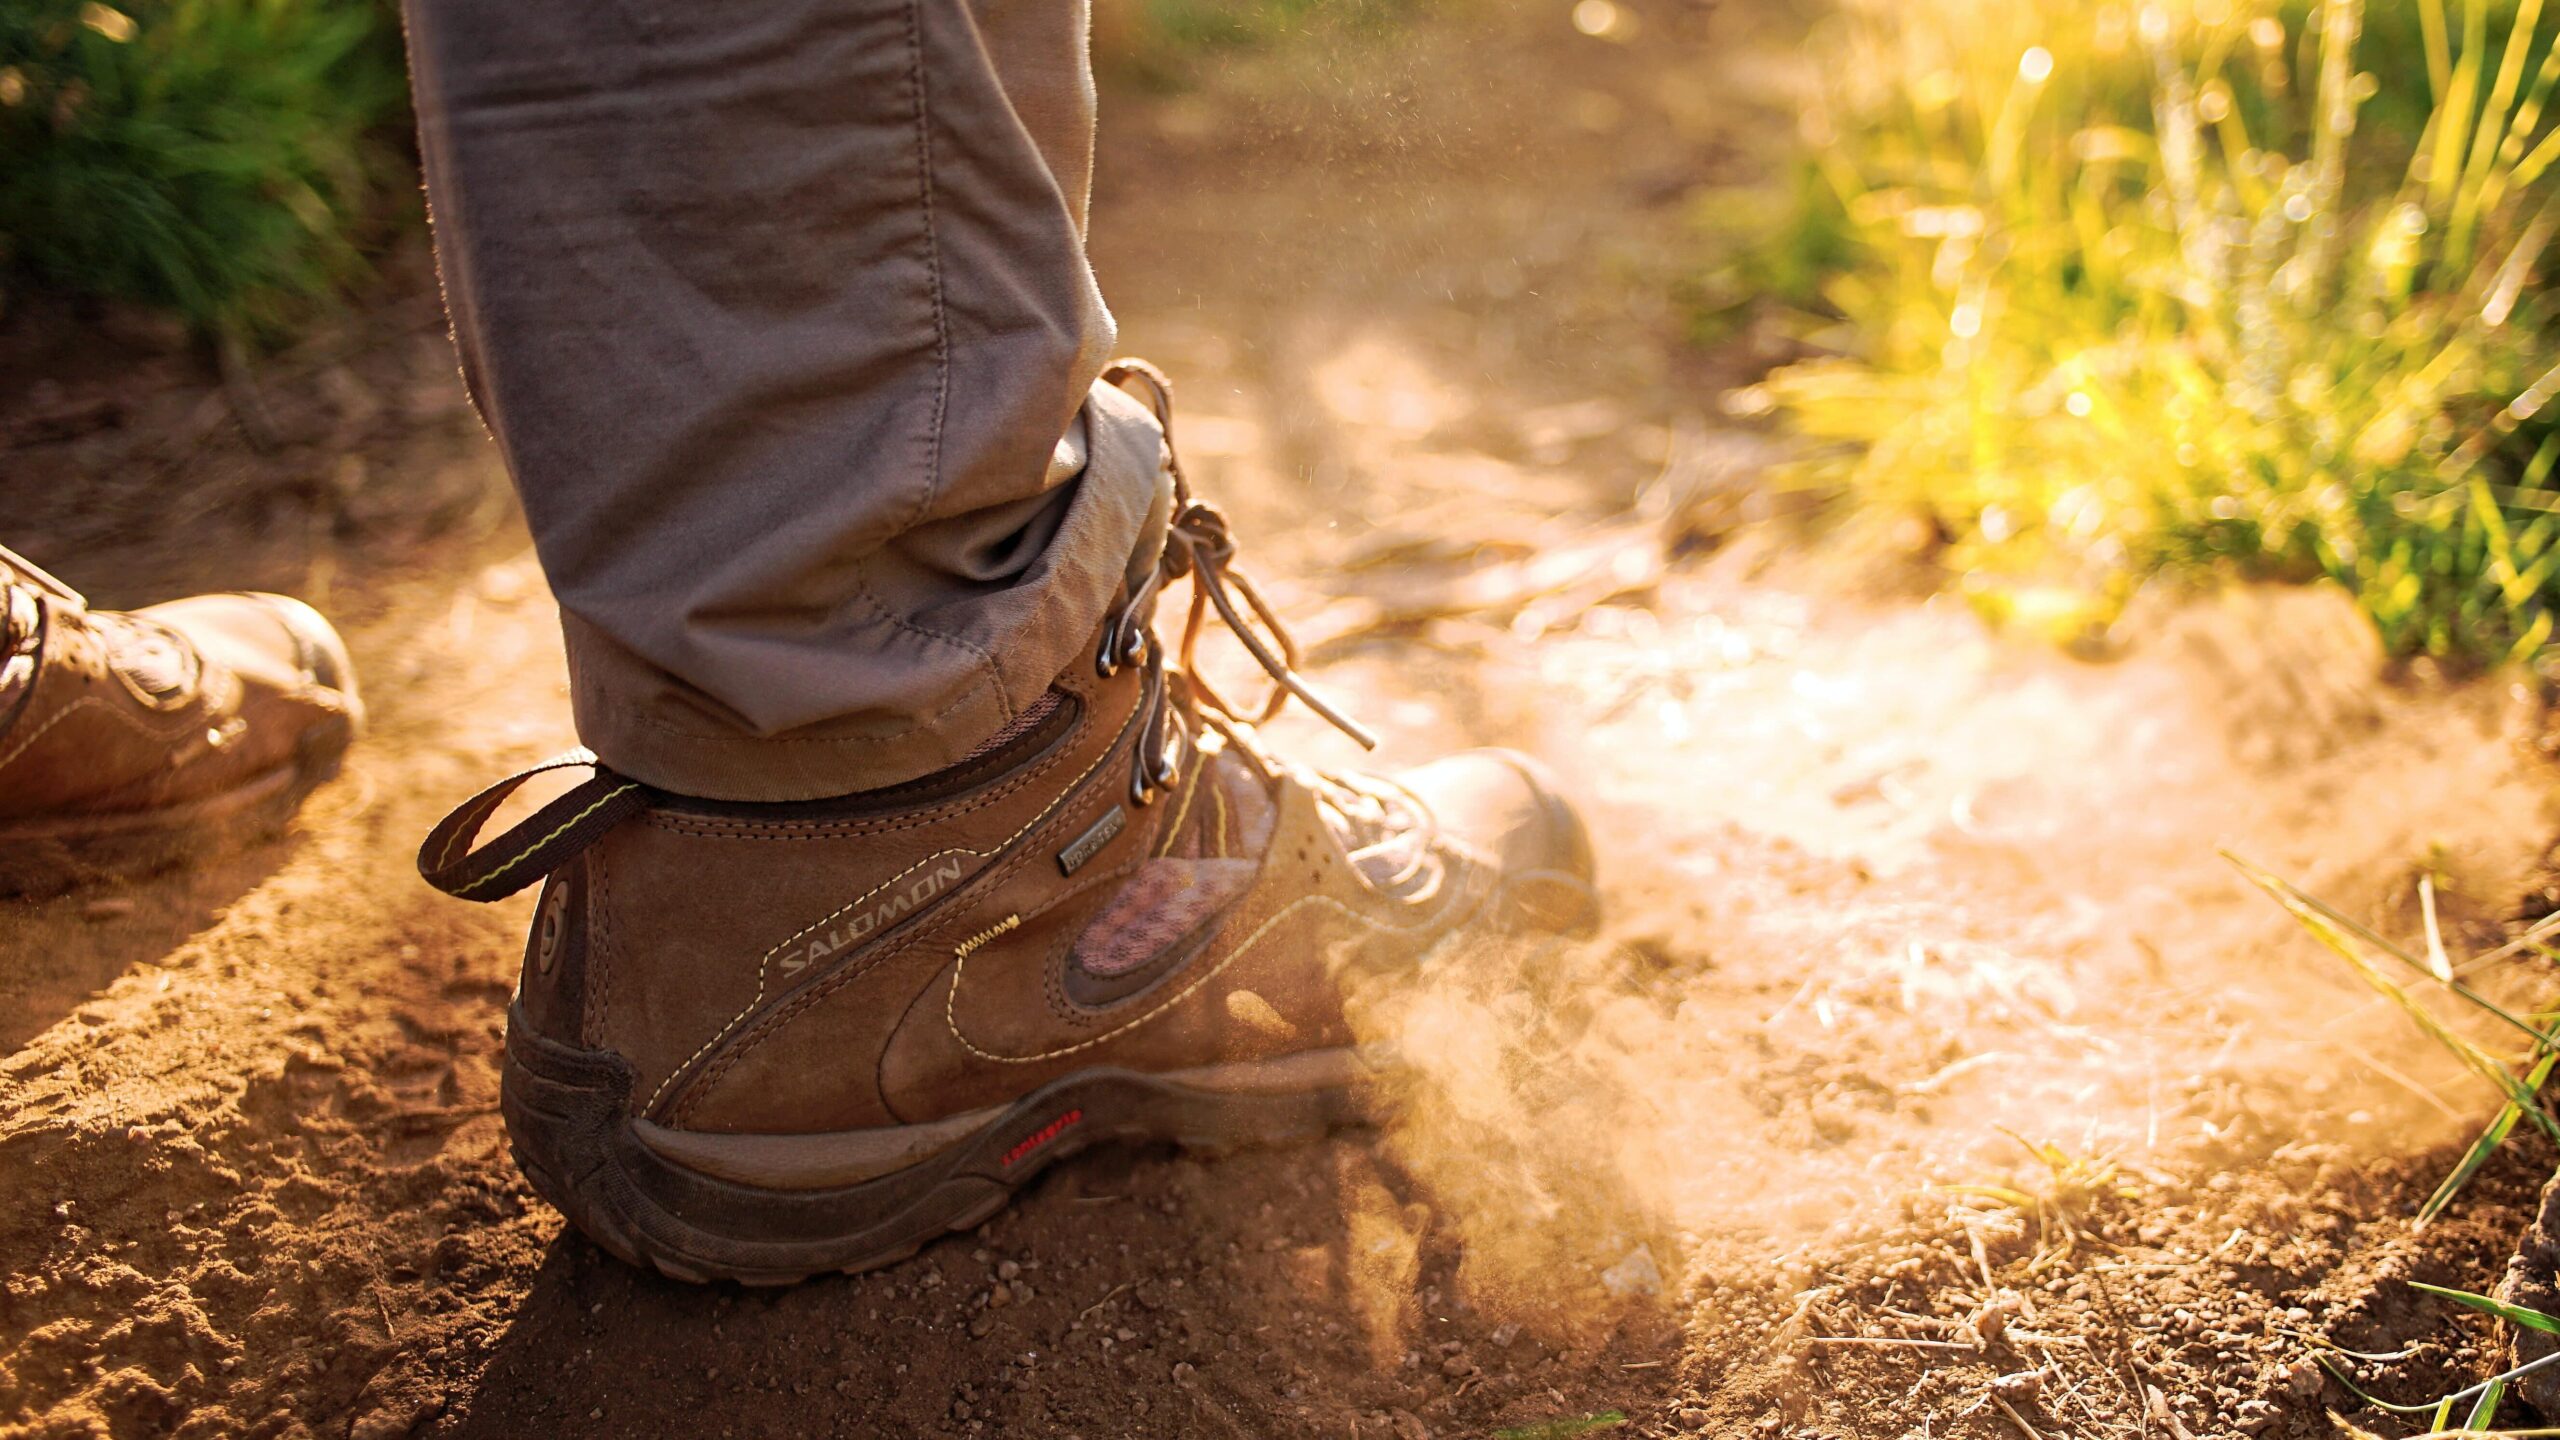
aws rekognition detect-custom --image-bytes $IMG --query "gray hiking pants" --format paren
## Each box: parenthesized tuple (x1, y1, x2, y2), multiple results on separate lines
(401, 0, 1165, 800)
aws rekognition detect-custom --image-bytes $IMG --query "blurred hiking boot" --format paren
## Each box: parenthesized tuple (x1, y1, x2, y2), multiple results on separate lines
(0, 545, 363, 897)
(422, 364, 1599, 1284)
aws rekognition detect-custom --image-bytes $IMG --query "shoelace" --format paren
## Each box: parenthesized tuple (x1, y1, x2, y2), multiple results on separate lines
(1097, 360, 1377, 808)
(0, 543, 81, 707)
(0, 544, 85, 612)
(1314, 768, 1440, 896)
(0, 543, 202, 705)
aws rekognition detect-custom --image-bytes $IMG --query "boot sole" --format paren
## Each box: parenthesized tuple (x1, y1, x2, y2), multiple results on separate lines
(0, 713, 357, 899)
(500, 1003, 1377, 1285)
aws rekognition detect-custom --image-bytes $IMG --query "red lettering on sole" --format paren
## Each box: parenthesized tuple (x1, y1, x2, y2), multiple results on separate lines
(1001, 1109, 1083, 1169)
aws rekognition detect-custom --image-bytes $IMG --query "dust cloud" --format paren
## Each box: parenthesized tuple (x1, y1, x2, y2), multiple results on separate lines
(1317, 571, 2558, 1330)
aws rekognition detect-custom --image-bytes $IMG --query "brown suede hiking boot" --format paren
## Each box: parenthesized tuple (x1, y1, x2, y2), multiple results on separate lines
(420, 366, 1599, 1284)
(0, 546, 363, 897)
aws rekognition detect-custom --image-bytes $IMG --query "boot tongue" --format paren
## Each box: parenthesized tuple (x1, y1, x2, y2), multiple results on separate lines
(1164, 738, 1276, 861)
(1066, 741, 1270, 984)
(1066, 732, 1447, 986)
(1177, 729, 1433, 898)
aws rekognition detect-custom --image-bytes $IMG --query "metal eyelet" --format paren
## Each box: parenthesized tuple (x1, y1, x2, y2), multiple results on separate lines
(1095, 631, 1121, 679)
(1129, 767, 1158, 806)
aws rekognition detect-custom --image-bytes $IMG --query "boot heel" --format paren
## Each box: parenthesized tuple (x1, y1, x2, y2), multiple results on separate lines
(500, 1001, 1048, 1284)
(497, 1005, 666, 1273)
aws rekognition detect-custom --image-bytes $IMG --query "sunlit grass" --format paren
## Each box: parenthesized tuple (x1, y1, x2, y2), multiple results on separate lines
(1744, 0, 2560, 666)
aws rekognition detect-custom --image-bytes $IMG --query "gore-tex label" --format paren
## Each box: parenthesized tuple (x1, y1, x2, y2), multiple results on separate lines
(1057, 805, 1126, 876)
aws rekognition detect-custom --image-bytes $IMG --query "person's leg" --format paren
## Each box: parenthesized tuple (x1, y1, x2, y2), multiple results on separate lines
(402, 0, 1167, 801)
(407, 1, 1604, 1283)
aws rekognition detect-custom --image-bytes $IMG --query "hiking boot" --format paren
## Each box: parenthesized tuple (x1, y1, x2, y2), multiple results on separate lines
(0, 546, 363, 897)
(421, 364, 1599, 1284)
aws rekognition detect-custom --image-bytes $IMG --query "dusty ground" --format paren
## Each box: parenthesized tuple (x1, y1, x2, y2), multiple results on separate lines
(8, 3, 2560, 1437)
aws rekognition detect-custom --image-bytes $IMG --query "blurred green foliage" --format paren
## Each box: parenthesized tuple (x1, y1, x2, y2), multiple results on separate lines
(0, 0, 409, 341)
(1735, 0, 2560, 668)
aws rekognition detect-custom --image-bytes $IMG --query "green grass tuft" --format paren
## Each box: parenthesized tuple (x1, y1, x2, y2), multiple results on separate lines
(0, 0, 410, 340)
(1740, 0, 2560, 668)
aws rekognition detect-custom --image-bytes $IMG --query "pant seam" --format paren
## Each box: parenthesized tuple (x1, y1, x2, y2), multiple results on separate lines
(900, 0, 952, 539)
(885, 0, 1013, 729)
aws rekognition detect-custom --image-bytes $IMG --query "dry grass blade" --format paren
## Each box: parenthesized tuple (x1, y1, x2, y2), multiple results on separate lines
(2455, 909, 2560, 977)
(2224, 853, 2560, 1148)
(2424, 874, 2457, 983)
(2229, 855, 2555, 1048)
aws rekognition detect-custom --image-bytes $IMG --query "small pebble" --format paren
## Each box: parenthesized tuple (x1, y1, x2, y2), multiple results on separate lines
(1991, 1369, 2043, 1401)
(1600, 1244, 1662, 1299)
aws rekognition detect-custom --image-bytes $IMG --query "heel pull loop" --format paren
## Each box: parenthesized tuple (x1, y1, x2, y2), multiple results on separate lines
(418, 748, 648, 901)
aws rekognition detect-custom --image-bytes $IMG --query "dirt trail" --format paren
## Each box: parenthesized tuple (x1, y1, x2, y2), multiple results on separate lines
(6, 4, 2560, 1438)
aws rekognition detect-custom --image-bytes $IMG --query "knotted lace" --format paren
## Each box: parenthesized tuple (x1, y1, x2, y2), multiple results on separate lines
(1097, 360, 1378, 808)
(0, 544, 81, 712)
